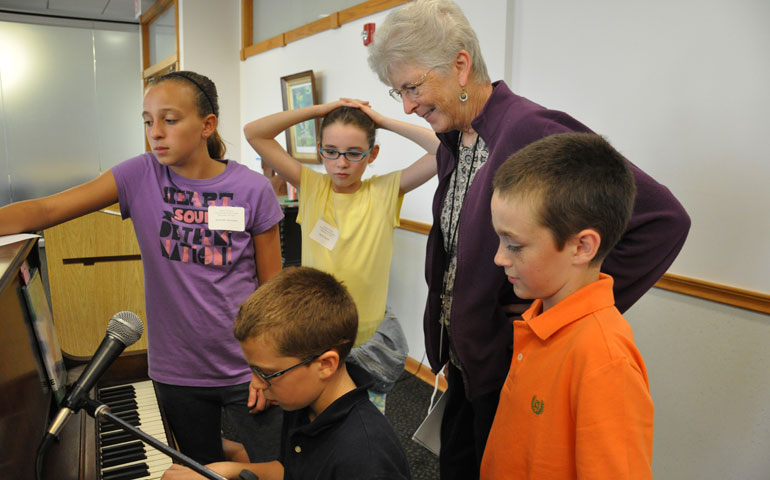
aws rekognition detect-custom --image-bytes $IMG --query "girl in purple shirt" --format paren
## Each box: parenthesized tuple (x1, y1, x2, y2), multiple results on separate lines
(0, 71, 284, 464)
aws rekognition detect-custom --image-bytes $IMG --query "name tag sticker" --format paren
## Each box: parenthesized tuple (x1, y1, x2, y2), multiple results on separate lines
(208, 206, 245, 232)
(309, 219, 339, 251)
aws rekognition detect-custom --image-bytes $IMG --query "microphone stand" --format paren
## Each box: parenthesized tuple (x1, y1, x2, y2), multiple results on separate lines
(83, 399, 228, 480)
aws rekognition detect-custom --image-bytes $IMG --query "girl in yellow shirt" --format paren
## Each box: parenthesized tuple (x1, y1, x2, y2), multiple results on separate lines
(245, 99, 439, 412)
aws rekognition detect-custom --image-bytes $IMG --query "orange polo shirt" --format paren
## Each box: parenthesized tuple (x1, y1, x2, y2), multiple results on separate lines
(480, 274, 654, 479)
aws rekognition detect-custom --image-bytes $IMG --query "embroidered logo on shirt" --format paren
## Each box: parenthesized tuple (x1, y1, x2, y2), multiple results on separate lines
(531, 395, 545, 415)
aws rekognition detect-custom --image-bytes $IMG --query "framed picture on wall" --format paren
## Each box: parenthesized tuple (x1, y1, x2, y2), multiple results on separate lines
(280, 70, 320, 163)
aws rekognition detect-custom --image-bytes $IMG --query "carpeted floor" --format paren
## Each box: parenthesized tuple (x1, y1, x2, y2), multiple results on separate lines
(385, 369, 441, 479)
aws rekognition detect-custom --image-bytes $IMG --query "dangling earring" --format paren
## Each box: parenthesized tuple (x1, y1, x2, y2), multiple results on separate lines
(459, 87, 469, 102)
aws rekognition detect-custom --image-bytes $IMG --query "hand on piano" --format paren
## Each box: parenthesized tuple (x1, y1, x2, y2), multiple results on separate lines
(161, 462, 232, 480)
(162, 461, 283, 480)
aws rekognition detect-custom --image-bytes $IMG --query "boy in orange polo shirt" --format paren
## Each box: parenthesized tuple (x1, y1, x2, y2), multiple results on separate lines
(481, 133, 654, 479)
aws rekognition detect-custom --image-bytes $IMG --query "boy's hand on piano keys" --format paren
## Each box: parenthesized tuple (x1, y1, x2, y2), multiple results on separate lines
(162, 462, 240, 479)
(161, 463, 206, 479)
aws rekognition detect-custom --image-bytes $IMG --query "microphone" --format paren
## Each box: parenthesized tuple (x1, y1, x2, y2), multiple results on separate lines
(46, 311, 144, 437)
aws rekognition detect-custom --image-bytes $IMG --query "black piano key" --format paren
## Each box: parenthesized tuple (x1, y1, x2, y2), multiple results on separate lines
(102, 440, 144, 459)
(107, 401, 139, 414)
(99, 384, 135, 395)
(99, 386, 135, 398)
(99, 415, 139, 431)
(100, 431, 136, 447)
(99, 414, 142, 434)
(100, 411, 140, 424)
(102, 395, 137, 406)
(102, 449, 146, 465)
(99, 418, 141, 435)
(102, 451, 147, 469)
(99, 417, 140, 432)
(99, 394, 136, 406)
(102, 453, 148, 469)
(100, 391, 136, 404)
(100, 422, 122, 434)
(101, 463, 150, 480)
(116, 409, 139, 420)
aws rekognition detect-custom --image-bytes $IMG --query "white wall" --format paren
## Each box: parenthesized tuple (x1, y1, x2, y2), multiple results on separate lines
(509, 0, 770, 294)
(625, 290, 770, 479)
(179, 0, 241, 163)
(233, 1, 769, 478)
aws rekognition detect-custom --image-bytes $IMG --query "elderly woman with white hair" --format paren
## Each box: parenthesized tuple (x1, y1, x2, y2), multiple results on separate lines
(368, 1, 690, 479)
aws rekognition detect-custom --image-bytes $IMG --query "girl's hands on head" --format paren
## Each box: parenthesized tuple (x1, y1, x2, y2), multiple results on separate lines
(337, 97, 369, 108)
(332, 97, 439, 155)
(319, 97, 367, 116)
(337, 98, 388, 126)
(317, 98, 352, 117)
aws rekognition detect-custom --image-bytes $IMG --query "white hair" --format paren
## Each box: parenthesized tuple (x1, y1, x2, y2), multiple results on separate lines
(367, 0, 490, 84)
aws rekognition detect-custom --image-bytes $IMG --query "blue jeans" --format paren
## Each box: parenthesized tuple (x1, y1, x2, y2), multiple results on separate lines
(153, 380, 282, 464)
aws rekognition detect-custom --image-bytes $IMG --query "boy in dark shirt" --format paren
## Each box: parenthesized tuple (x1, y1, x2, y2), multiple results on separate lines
(162, 266, 411, 480)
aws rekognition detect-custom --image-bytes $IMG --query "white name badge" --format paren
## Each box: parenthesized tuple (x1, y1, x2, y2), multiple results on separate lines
(208, 206, 245, 232)
(309, 219, 339, 251)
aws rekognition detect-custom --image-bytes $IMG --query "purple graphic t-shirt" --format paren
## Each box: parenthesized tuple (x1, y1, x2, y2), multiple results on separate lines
(112, 153, 283, 386)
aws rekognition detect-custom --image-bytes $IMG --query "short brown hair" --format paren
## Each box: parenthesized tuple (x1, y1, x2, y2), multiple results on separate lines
(233, 266, 358, 360)
(493, 133, 636, 264)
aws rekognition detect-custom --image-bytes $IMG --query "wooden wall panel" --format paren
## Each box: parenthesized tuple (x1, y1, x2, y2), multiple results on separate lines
(45, 206, 147, 357)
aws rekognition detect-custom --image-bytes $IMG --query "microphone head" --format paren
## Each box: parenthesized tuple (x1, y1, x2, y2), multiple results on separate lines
(106, 311, 144, 346)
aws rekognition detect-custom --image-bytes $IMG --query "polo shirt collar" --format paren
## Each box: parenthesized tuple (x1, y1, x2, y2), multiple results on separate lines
(522, 273, 616, 341)
(290, 362, 374, 438)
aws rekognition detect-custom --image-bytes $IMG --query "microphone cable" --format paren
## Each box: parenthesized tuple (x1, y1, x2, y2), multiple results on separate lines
(34, 432, 56, 480)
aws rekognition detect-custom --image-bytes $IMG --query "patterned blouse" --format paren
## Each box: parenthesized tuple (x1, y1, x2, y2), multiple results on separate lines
(439, 134, 489, 368)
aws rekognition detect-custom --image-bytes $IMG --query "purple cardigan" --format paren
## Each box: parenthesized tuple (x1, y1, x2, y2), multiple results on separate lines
(424, 81, 690, 400)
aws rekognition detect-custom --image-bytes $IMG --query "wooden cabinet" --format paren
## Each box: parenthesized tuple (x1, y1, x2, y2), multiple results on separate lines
(44, 205, 147, 357)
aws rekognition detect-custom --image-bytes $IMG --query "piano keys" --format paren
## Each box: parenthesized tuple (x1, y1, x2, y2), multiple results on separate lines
(97, 381, 173, 480)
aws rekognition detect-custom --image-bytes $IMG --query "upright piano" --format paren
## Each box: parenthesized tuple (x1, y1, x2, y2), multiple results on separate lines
(0, 238, 173, 479)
